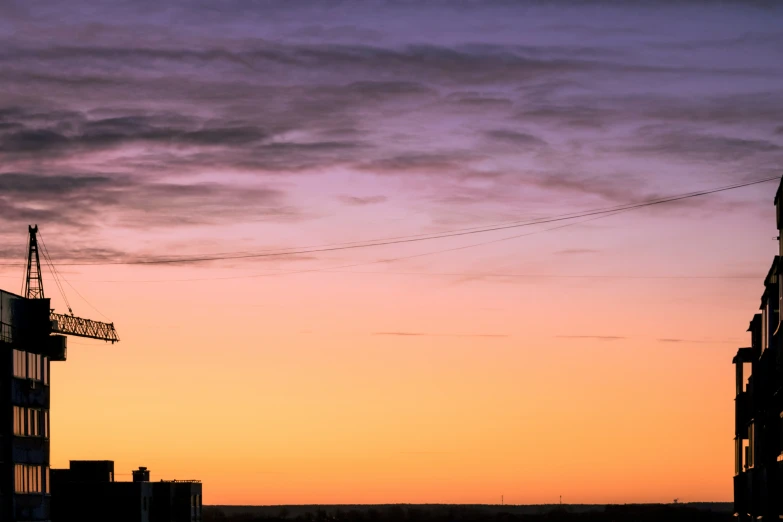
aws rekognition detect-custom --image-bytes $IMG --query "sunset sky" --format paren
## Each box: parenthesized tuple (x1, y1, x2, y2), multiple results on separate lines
(1, 0, 783, 506)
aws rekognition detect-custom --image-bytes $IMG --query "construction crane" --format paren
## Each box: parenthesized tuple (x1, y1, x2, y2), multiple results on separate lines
(24, 225, 120, 344)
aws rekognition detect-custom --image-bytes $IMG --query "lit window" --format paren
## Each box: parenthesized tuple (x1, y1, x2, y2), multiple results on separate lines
(13, 407, 47, 437)
(13, 349, 25, 378)
(13, 406, 21, 435)
(29, 353, 41, 381)
(14, 465, 44, 494)
(12, 351, 48, 382)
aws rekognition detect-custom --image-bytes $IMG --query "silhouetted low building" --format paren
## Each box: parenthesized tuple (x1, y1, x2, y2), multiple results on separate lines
(51, 460, 202, 522)
(732, 177, 783, 521)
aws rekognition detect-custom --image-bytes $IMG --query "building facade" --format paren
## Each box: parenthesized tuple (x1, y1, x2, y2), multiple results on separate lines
(0, 290, 61, 521)
(733, 179, 783, 520)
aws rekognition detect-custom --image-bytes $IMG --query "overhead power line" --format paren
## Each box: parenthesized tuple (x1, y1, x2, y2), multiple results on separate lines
(0, 202, 766, 285)
(0, 271, 760, 283)
(7, 200, 760, 284)
(73, 176, 782, 266)
(0, 175, 777, 268)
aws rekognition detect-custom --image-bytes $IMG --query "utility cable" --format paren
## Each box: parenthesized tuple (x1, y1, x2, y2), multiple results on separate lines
(0, 174, 773, 283)
(54, 210, 628, 282)
(0, 175, 777, 268)
(43, 175, 780, 266)
(59, 278, 111, 320)
(61, 173, 773, 284)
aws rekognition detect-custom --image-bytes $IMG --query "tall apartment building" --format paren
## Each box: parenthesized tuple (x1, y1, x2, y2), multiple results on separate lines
(0, 290, 64, 521)
(732, 178, 783, 520)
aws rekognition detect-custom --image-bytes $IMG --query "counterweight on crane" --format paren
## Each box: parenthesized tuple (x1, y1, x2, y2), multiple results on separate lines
(24, 225, 120, 343)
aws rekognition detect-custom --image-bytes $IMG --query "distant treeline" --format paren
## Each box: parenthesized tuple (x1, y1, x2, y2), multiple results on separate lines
(203, 504, 733, 522)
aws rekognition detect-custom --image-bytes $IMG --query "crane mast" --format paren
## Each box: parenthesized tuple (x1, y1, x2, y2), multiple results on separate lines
(24, 225, 120, 344)
(24, 225, 45, 299)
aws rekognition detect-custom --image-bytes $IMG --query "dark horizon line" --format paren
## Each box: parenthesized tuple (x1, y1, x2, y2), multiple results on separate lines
(206, 501, 733, 507)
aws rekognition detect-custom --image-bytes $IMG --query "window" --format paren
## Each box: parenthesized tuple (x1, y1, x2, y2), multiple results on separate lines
(27, 353, 41, 381)
(13, 407, 23, 435)
(14, 465, 45, 494)
(12, 351, 48, 384)
(762, 305, 768, 352)
(13, 407, 49, 438)
(13, 349, 25, 378)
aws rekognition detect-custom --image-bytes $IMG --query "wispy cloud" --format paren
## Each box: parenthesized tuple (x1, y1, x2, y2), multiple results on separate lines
(373, 332, 508, 338)
(0, 172, 299, 235)
(556, 335, 626, 341)
(555, 248, 600, 255)
(657, 338, 737, 344)
(338, 195, 388, 206)
(483, 129, 547, 147)
(0, 0, 780, 245)
(623, 127, 782, 163)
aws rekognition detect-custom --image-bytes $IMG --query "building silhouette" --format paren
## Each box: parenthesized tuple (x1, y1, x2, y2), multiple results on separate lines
(51, 461, 202, 522)
(0, 290, 59, 520)
(733, 178, 783, 520)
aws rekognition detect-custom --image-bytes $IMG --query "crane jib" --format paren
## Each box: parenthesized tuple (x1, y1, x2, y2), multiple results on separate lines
(50, 313, 120, 343)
